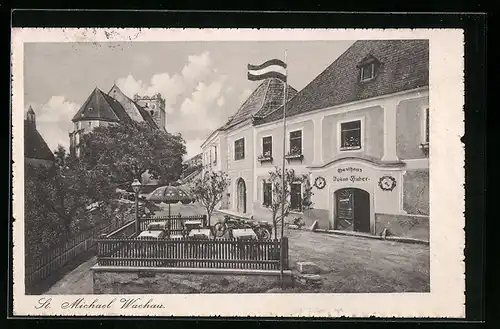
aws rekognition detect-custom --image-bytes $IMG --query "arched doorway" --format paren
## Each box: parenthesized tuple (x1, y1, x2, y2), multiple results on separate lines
(334, 188, 370, 233)
(236, 178, 247, 213)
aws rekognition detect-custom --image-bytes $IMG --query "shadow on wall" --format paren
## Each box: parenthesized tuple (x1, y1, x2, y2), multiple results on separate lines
(403, 170, 429, 216)
(375, 213, 429, 241)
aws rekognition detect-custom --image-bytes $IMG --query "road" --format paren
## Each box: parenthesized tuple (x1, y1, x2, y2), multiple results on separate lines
(45, 203, 429, 294)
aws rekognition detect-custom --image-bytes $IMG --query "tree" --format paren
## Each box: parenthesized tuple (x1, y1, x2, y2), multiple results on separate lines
(264, 166, 314, 239)
(190, 171, 230, 227)
(24, 145, 135, 262)
(80, 121, 186, 185)
(25, 149, 118, 239)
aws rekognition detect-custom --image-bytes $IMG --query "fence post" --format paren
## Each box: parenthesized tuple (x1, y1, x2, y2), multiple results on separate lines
(282, 237, 289, 270)
(202, 214, 207, 227)
(280, 237, 288, 288)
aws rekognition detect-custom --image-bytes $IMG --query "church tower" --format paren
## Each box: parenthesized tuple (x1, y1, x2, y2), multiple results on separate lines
(133, 93, 167, 130)
(27, 105, 36, 129)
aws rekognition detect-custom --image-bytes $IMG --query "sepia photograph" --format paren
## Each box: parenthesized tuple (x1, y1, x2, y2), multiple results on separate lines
(11, 28, 465, 317)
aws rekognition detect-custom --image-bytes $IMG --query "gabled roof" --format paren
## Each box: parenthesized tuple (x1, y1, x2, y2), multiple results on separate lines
(257, 40, 429, 124)
(71, 87, 131, 123)
(219, 78, 298, 131)
(136, 104, 159, 129)
(24, 120, 55, 162)
(107, 84, 159, 129)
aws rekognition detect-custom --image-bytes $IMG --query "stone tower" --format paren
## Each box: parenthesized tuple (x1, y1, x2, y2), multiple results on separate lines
(133, 93, 167, 130)
(26, 105, 36, 129)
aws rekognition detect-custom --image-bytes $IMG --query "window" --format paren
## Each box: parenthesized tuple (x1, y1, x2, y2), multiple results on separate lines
(360, 63, 375, 81)
(234, 138, 245, 160)
(88, 107, 93, 111)
(340, 120, 362, 150)
(290, 183, 302, 212)
(262, 136, 272, 157)
(289, 130, 302, 155)
(213, 146, 217, 164)
(263, 181, 272, 207)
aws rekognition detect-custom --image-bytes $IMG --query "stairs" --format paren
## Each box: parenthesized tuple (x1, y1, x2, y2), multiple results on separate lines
(180, 168, 202, 185)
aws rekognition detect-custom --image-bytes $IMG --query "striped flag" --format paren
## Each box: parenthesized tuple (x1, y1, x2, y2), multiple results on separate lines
(247, 59, 287, 82)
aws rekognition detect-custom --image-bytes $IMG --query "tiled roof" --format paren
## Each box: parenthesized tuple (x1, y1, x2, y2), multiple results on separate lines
(71, 87, 131, 123)
(136, 104, 159, 129)
(107, 84, 159, 129)
(257, 40, 429, 124)
(24, 120, 55, 161)
(219, 78, 298, 130)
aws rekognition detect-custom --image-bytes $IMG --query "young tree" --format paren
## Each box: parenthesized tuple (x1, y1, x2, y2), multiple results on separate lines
(264, 166, 314, 239)
(190, 171, 230, 227)
(80, 121, 186, 185)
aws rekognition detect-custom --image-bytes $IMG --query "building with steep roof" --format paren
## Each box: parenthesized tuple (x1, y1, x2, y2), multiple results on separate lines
(201, 40, 430, 240)
(69, 84, 166, 157)
(201, 77, 297, 211)
(25, 106, 55, 167)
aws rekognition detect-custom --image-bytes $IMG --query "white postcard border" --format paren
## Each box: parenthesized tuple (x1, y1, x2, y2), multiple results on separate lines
(11, 28, 465, 318)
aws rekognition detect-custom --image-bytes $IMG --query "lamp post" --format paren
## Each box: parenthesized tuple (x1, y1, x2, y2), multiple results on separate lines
(131, 179, 142, 235)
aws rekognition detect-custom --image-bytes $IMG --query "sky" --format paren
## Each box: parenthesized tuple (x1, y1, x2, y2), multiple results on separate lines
(24, 40, 354, 159)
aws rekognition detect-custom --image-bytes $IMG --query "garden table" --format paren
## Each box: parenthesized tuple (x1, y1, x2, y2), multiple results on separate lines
(147, 222, 167, 231)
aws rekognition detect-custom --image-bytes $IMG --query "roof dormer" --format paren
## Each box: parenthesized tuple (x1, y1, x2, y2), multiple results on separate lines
(357, 54, 381, 83)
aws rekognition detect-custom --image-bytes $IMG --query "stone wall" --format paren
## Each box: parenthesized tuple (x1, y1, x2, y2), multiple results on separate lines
(93, 270, 283, 294)
(375, 213, 429, 241)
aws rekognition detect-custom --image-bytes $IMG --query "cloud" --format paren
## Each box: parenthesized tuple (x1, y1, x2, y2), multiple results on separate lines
(178, 77, 227, 132)
(116, 73, 184, 111)
(116, 51, 214, 113)
(238, 88, 253, 105)
(28, 96, 80, 152)
(217, 96, 225, 107)
(182, 52, 212, 81)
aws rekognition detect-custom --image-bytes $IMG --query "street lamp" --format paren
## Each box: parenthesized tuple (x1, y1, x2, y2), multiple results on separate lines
(131, 179, 142, 234)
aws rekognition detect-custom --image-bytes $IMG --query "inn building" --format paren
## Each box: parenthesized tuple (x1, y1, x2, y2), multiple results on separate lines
(201, 40, 430, 239)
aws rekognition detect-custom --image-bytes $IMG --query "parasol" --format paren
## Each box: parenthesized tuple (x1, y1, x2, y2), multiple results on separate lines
(146, 185, 194, 217)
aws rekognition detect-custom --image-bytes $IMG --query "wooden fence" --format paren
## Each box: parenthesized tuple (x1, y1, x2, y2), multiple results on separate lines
(97, 237, 289, 271)
(25, 215, 134, 289)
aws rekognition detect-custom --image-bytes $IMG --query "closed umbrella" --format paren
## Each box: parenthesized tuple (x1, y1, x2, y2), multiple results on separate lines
(146, 185, 193, 217)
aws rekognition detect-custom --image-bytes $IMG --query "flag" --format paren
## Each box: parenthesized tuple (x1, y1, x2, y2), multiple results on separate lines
(247, 59, 287, 82)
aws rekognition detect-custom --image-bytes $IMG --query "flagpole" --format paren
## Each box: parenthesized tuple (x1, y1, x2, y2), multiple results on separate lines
(280, 49, 288, 288)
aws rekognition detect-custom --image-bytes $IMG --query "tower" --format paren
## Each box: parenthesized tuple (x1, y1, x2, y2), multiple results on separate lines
(133, 93, 167, 130)
(26, 105, 36, 129)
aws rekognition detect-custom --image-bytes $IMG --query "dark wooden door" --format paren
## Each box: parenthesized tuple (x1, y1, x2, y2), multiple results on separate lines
(335, 188, 370, 233)
(335, 189, 354, 230)
(352, 189, 370, 233)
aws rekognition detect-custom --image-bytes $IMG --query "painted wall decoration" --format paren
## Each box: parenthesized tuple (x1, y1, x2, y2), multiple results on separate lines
(378, 175, 397, 191)
(314, 176, 326, 189)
